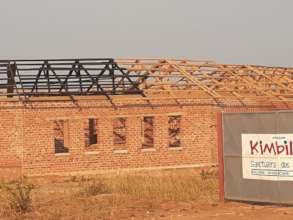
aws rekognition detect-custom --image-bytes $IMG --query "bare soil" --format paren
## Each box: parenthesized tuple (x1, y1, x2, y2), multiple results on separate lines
(16, 199, 293, 220)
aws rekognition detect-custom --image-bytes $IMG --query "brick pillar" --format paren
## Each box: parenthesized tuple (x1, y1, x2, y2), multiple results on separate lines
(127, 116, 142, 153)
(98, 117, 113, 154)
(68, 119, 84, 155)
(154, 116, 168, 151)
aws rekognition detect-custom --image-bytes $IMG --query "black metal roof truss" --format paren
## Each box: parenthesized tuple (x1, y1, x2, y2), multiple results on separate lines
(0, 58, 143, 100)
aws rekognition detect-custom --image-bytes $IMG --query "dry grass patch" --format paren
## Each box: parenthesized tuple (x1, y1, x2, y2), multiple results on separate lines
(0, 168, 219, 220)
(107, 169, 218, 203)
(78, 180, 111, 197)
(0, 178, 36, 213)
(76, 168, 218, 203)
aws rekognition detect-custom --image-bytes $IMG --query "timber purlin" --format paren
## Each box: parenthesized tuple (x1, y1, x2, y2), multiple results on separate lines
(117, 59, 293, 108)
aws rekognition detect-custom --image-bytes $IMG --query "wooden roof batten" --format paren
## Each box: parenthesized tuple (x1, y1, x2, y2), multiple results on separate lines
(1, 58, 293, 108)
(117, 59, 293, 108)
(216, 65, 284, 107)
(165, 60, 221, 98)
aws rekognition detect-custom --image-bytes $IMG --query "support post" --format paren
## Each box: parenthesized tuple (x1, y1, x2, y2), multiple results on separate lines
(7, 63, 16, 97)
(216, 111, 225, 202)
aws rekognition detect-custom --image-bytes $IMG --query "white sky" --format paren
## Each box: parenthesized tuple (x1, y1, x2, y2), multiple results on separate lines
(1, 0, 293, 66)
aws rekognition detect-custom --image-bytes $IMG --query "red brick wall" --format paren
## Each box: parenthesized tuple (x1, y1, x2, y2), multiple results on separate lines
(0, 97, 280, 177)
(0, 107, 23, 179)
(20, 103, 217, 175)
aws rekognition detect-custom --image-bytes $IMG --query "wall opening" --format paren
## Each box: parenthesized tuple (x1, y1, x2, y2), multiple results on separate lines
(142, 116, 154, 149)
(85, 119, 98, 147)
(53, 120, 69, 154)
(113, 117, 127, 146)
(168, 115, 181, 148)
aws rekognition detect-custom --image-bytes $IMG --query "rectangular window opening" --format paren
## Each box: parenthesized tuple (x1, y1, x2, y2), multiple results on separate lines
(168, 115, 181, 148)
(113, 117, 127, 145)
(85, 119, 98, 147)
(53, 120, 69, 154)
(142, 116, 154, 149)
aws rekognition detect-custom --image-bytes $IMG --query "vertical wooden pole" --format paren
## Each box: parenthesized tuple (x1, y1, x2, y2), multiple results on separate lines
(217, 111, 225, 202)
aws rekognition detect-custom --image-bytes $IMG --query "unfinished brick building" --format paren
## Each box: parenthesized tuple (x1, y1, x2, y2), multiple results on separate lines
(0, 58, 291, 177)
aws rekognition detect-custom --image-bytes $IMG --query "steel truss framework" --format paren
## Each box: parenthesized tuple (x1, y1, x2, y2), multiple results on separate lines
(1, 58, 293, 107)
(0, 58, 142, 101)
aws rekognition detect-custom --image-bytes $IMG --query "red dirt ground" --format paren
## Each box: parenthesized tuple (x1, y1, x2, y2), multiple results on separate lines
(102, 201, 293, 220)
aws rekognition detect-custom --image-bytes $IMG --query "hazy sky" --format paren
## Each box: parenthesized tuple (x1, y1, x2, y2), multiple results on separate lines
(1, 0, 293, 66)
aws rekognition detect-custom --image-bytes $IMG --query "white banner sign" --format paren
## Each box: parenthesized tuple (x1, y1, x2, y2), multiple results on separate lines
(242, 134, 293, 181)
